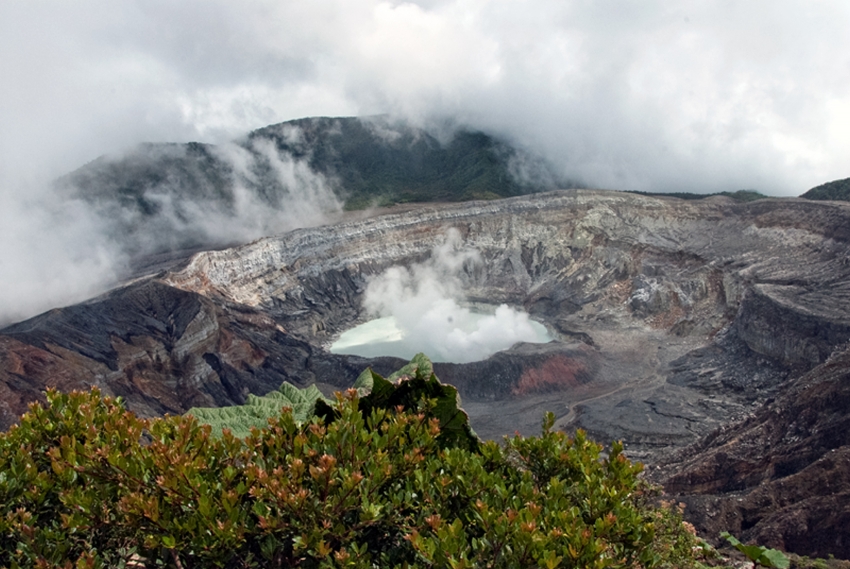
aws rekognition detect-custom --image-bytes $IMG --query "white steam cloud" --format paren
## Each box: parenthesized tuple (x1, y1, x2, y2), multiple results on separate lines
(359, 229, 549, 363)
(4, 1, 850, 325)
(0, 188, 123, 326)
(93, 137, 342, 257)
(0, 132, 341, 327)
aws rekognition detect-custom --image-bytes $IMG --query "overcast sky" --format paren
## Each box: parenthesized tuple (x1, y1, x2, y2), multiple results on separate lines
(1, 0, 850, 323)
(2, 0, 849, 194)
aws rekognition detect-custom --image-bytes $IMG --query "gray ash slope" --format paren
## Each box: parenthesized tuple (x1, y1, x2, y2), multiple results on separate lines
(4, 189, 850, 554)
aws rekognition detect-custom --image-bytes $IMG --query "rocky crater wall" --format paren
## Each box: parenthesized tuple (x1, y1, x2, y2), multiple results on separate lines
(5, 190, 850, 454)
(166, 191, 739, 341)
(167, 190, 850, 374)
(159, 189, 850, 452)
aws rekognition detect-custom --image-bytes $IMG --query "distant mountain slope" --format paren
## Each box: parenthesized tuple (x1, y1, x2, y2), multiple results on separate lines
(800, 177, 850, 201)
(249, 116, 550, 208)
(57, 116, 556, 258)
(626, 189, 769, 202)
(59, 142, 234, 218)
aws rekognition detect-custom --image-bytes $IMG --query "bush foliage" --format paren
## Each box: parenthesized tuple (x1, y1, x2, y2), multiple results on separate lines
(0, 357, 701, 568)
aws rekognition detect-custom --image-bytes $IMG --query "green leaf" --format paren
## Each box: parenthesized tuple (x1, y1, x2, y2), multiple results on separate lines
(188, 381, 329, 437)
(722, 531, 790, 568)
(387, 352, 433, 382)
(353, 367, 375, 391)
(758, 549, 790, 569)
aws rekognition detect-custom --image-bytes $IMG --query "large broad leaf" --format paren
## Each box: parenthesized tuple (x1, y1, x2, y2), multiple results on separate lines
(278, 382, 324, 422)
(758, 549, 790, 569)
(188, 381, 328, 438)
(353, 367, 376, 391)
(192, 353, 479, 450)
(386, 352, 434, 382)
(720, 532, 790, 569)
(318, 354, 479, 451)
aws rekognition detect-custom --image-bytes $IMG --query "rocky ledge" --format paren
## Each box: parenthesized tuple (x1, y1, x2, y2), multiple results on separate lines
(657, 344, 850, 557)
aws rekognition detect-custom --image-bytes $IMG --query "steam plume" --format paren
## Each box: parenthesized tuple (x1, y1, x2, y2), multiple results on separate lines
(361, 229, 549, 363)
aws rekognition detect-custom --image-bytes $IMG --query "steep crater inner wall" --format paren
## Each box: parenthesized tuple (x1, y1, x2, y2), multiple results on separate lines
(168, 192, 740, 346)
(161, 191, 850, 452)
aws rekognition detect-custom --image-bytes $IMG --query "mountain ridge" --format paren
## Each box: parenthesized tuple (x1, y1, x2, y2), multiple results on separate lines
(800, 176, 850, 202)
(56, 116, 559, 261)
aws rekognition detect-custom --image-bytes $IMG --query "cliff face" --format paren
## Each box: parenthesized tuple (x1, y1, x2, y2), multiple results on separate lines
(659, 346, 850, 557)
(0, 280, 315, 426)
(4, 189, 850, 552)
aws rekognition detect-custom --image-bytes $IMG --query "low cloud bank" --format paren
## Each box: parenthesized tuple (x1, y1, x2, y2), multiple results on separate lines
(362, 229, 548, 363)
(0, 127, 341, 326)
(81, 137, 342, 258)
(0, 189, 122, 326)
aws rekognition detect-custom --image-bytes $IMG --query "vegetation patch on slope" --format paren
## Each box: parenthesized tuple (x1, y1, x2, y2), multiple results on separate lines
(625, 189, 770, 202)
(250, 117, 551, 209)
(0, 355, 707, 568)
(800, 177, 850, 201)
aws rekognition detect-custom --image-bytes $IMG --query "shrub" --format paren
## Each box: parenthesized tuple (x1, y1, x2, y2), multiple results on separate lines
(0, 357, 701, 568)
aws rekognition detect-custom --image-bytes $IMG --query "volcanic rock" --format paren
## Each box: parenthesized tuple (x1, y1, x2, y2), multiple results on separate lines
(5, 189, 850, 448)
(658, 345, 850, 557)
(6, 188, 850, 552)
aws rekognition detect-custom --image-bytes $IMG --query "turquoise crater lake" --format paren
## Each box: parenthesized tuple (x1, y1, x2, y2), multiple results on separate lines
(329, 305, 554, 363)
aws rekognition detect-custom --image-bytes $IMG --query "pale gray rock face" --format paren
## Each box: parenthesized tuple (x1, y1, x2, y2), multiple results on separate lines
(156, 189, 850, 458)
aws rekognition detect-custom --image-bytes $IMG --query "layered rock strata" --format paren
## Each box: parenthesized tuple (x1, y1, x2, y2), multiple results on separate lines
(4, 189, 850, 456)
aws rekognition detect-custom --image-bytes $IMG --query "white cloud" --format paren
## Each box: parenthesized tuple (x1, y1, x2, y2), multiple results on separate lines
(0, 129, 342, 325)
(2, 0, 850, 323)
(3, 0, 850, 192)
(0, 188, 124, 326)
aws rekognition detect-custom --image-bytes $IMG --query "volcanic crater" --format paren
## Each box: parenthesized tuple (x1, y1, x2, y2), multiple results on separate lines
(147, 189, 850, 456)
(5, 188, 850, 552)
(4, 189, 849, 451)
